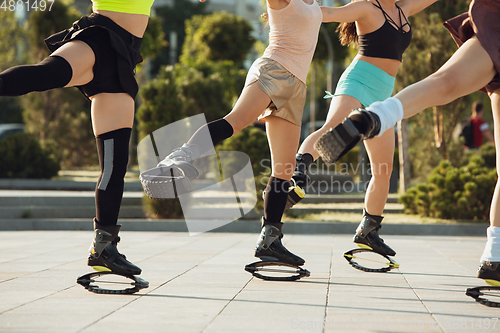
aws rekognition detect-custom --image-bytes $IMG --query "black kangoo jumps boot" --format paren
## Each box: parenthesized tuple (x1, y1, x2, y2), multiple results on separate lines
(353, 210, 396, 257)
(477, 261, 500, 286)
(254, 218, 305, 266)
(88, 219, 142, 275)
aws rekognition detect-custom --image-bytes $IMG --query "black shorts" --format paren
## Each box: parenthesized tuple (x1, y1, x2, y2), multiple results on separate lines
(44, 13, 143, 100)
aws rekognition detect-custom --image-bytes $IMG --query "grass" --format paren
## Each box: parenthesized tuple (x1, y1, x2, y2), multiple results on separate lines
(282, 211, 488, 225)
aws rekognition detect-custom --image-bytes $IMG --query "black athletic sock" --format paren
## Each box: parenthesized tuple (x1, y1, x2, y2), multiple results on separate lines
(95, 128, 132, 226)
(0, 56, 73, 96)
(263, 176, 290, 223)
(187, 119, 234, 156)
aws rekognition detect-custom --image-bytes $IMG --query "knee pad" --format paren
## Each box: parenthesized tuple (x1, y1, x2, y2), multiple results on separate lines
(0, 56, 73, 96)
(95, 128, 132, 225)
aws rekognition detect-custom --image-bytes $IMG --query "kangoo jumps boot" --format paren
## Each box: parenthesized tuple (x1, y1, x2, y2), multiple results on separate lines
(286, 154, 312, 210)
(353, 210, 396, 257)
(255, 218, 305, 266)
(88, 219, 142, 275)
(156, 144, 200, 180)
(477, 261, 500, 286)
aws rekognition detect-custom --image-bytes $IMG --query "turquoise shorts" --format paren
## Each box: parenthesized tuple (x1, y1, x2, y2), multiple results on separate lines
(330, 59, 395, 108)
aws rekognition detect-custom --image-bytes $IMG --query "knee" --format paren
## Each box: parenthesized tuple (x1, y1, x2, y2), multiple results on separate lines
(428, 71, 462, 103)
(370, 161, 393, 182)
(96, 129, 131, 191)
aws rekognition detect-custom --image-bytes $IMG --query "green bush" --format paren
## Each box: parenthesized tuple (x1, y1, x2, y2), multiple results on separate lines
(400, 151, 497, 220)
(215, 126, 271, 211)
(142, 195, 184, 219)
(0, 132, 60, 178)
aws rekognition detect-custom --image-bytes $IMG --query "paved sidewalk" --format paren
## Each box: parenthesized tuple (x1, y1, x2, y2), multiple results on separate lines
(1, 231, 499, 333)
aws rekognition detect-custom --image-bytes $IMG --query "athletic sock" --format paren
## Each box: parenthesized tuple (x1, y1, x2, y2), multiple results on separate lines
(95, 128, 132, 226)
(0, 56, 73, 96)
(366, 97, 404, 136)
(263, 176, 290, 223)
(187, 119, 234, 157)
(481, 226, 500, 262)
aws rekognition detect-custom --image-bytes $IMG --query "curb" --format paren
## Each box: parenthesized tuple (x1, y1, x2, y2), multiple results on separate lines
(0, 218, 488, 236)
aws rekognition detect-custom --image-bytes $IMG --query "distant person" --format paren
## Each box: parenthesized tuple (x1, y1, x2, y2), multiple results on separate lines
(462, 101, 494, 149)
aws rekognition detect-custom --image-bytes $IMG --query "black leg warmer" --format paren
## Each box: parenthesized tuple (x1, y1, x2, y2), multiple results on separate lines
(95, 128, 132, 226)
(187, 119, 234, 156)
(0, 56, 73, 96)
(263, 176, 290, 223)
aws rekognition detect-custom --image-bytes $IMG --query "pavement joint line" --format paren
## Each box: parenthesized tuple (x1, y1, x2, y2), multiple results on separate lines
(400, 269, 442, 331)
(201, 276, 253, 333)
(322, 249, 334, 333)
(76, 290, 142, 333)
(78, 234, 253, 331)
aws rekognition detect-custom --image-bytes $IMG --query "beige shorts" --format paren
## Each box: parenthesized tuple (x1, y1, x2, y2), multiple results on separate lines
(245, 58, 306, 126)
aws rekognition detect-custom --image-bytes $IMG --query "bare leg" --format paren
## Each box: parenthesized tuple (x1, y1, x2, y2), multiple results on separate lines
(52, 40, 95, 87)
(266, 115, 302, 180)
(396, 37, 496, 118)
(299, 95, 361, 160)
(91, 93, 135, 135)
(489, 90, 500, 228)
(363, 128, 394, 216)
(224, 83, 272, 134)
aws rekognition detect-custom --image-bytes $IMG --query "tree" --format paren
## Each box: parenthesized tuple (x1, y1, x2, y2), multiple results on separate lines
(136, 67, 186, 142)
(181, 11, 254, 67)
(395, 1, 477, 180)
(151, 0, 206, 74)
(0, 11, 26, 124)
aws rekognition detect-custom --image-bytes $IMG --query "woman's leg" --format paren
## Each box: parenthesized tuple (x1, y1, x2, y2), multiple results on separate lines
(488, 92, 500, 229)
(159, 83, 272, 180)
(354, 128, 396, 256)
(365, 37, 497, 135)
(478, 90, 500, 284)
(396, 37, 497, 118)
(87, 93, 141, 275)
(298, 95, 362, 160)
(363, 128, 394, 215)
(255, 115, 305, 265)
(0, 40, 94, 96)
(180, 83, 272, 158)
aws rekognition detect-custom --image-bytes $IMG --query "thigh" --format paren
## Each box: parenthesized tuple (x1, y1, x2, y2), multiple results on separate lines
(51, 40, 95, 87)
(432, 37, 496, 98)
(265, 116, 301, 180)
(224, 83, 272, 133)
(324, 95, 362, 129)
(91, 93, 135, 136)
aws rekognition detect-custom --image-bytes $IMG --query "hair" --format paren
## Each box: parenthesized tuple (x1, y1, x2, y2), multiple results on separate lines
(472, 101, 484, 113)
(336, 0, 359, 46)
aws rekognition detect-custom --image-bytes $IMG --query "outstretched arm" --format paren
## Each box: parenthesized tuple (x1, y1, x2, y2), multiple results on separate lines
(320, 1, 372, 23)
(398, 0, 439, 17)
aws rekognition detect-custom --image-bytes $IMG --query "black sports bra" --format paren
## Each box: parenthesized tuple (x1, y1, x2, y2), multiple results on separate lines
(358, 0, 412, 61)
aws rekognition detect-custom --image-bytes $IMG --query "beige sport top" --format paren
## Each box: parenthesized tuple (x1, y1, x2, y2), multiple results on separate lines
(263, 0, 322, 83)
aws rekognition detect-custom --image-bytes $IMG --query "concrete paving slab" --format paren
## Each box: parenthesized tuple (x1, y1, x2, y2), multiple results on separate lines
(0, 231, 499, 333)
